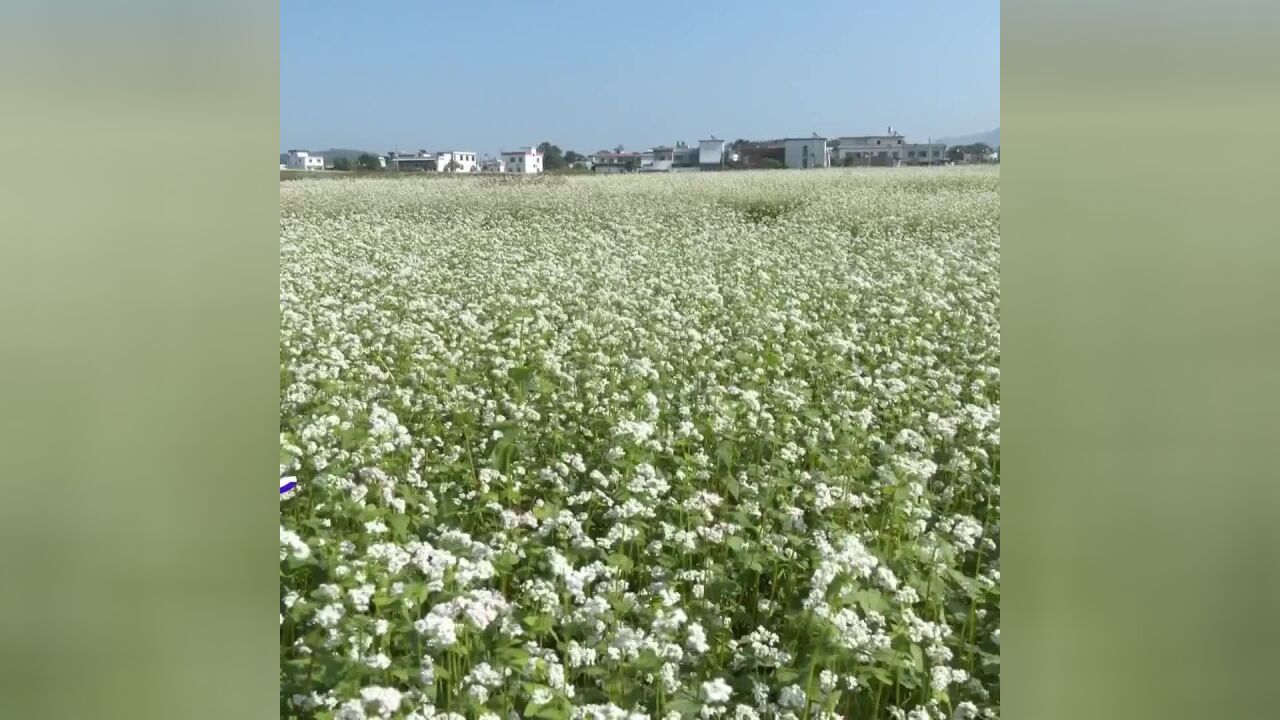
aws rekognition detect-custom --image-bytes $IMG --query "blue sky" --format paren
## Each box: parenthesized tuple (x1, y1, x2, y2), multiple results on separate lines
(281, 0, 999, 156)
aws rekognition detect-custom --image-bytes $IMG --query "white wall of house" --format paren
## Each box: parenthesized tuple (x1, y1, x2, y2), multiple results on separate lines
(698, 139, 724, 167)
(436, 151, 479, 172)
(500, 148, 543, 174)
(783, 138, 829, 169)
(900, 143, 946, 165)
(834, 136, 907, 164)
(285, 150, 325, 170)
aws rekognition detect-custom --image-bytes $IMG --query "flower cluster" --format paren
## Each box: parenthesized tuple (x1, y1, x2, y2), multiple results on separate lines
(280, 168, 1001, 719)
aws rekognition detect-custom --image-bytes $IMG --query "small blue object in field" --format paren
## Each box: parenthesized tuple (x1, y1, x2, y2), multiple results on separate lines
(280, 477, 298, 495)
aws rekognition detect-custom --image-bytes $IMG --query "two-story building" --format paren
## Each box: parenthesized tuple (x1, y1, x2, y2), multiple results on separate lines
(783, 136, 830, 169)
(435, 151, 480, 173)
(285, 150, 325, 171)
(501, 147, 543, 174)
(643, 142, 700, 172)
(385, 150, 480, 172)
(901, 143, 946, 166)
(591, 151, 642, 173)
(698, 138, 725, 170)
(385, 150, 437, 171)
(832, 132, 907, 166)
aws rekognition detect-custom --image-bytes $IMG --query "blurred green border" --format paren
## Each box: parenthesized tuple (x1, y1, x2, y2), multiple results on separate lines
(1004, 2, 1280, 719)
(4, 1, 1279, 718)
(0, 3, 279, 719)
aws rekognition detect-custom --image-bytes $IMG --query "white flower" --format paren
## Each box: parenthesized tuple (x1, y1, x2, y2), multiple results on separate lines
(279, 527, 310, 561)
(359, 686, 402, 717)
(778, 684, 807, 709)
(686, 622, 710, 654)
(701, 677, 733, 704)
(529, 687, 553, 705)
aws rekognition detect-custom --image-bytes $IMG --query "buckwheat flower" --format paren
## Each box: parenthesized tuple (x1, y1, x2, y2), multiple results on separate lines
(364, 652, 390, 670)
(414, 613, 458, 648)
(778, 684, 806, 710)
(701, 677, 733, 704)
(895, 586, 921, 605)
(280, 527, 311, 561)
(529, 687, 553, 706)
(951, 702, 979, 720)
(686, 622, 710, 654)
(335, 698, 367, 720)
(660, 662, 680, 693)
(314, 603, 345, 629)
(930, 665, 969, 692)
(819, 669, 838, 694)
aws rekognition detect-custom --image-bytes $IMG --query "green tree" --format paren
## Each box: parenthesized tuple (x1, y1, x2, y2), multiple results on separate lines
(356, 153, 382, 171)
(331, 157, 351, 171)
(564, 150, 584, 164)
(948, 143, 994, 163)
(538, 142, 567, 170)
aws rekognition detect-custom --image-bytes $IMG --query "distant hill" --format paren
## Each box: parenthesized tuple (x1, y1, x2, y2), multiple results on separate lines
(935, 128, 999, 149)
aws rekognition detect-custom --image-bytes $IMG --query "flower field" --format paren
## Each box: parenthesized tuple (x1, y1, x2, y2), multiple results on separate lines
(280, 168, 1000, 720)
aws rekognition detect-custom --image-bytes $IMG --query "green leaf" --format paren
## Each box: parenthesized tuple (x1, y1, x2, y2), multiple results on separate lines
(667, 696, 701, 717)
(388, 514, 410, 536)
(716, 440, 737, 467)
(909, 643, 924, 671)
(523, 613, 554, 635)
(724, 475, 741, 499)
(726, 535, 744, 552)
(608, 553, 634, 572)
(853, 588, 888, 614)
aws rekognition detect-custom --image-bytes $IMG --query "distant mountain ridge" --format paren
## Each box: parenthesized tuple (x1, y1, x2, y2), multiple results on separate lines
(935, 128, 999, 148)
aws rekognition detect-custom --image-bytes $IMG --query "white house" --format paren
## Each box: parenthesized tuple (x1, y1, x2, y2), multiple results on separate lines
(900, 143, 946, 166)
(591, 151, 641, 173)
(782, 137, 830, 169)
(435, 151, 479, 173)
(501, 147, 543, 174)
(480, 156, 506, 173)
(698, 138, 725, 169)
(285, 150, 325, 171)
(832, 128, 945, 166)
(385, 150, 437, 171)
(833, 133, 903, 166)
(641, 142, 699, 172)
(384, 150, 478, 172)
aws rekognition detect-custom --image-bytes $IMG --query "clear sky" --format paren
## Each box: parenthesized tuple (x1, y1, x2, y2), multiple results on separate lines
(281, 0, 999, 156)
